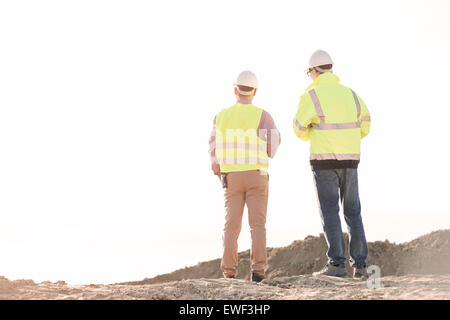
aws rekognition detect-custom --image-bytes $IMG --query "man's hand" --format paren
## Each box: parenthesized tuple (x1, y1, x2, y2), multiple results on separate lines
(212, 163, 221, 178)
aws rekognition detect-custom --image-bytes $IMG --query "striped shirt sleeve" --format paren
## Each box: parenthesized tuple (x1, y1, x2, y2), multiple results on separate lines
(258, 110, 281, 158)
(208, 115, 220, 175)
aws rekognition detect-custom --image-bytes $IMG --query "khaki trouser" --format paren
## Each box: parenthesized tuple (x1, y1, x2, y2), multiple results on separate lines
(221, 170, 269, 277)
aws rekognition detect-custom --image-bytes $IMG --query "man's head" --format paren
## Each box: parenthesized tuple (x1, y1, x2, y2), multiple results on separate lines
(234, 70, 258, 102)
(234, 85, 257, 99)
(306, 50, 333, 80)
(307, 64, 333, 80)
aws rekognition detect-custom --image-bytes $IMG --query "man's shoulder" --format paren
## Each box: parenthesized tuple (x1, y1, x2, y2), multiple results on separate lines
(327, 81, 354, 92)
(315, 82, 356, 97)
(252, 105, 274, 121)
(298, 90, 314, 106)
(252, 104, 267, 113)
(301, 90, 311, 98)
(216, 104, 237, 116)
(242, 103, 264, 111)
(222, 103, 265, 112)
(336, 82, 354, 93)
(335, 83, 365, 102)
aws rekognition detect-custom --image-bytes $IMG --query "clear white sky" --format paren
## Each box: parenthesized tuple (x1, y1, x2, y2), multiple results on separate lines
(1, 0, 449, 284)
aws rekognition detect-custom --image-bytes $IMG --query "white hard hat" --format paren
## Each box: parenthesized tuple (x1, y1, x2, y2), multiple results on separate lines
(234, 70, 258, 95)
(305, 50, 333, 72)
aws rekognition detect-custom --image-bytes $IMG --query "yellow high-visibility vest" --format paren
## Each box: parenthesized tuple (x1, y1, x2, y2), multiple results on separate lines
(293, 72, 371, 161)
(215, 103, 269, 173)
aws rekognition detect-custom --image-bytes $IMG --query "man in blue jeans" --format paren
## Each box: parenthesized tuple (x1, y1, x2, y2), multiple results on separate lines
(293, 50, 371, 278)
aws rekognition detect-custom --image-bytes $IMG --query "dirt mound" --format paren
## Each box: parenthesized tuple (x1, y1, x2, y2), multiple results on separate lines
(1, 275, 449, 300)
(123, 229, 450, 285)
(1, 230, 449, 300)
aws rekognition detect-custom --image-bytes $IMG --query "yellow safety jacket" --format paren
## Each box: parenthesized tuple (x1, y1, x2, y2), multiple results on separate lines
(293, 72, 371, 169)
(215, 103, 269, 173)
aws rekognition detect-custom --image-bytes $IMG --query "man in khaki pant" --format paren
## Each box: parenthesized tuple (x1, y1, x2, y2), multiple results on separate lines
(208, 71, 280, 282)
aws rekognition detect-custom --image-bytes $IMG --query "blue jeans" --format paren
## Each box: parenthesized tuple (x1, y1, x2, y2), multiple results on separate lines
(313, 168, 368, 267)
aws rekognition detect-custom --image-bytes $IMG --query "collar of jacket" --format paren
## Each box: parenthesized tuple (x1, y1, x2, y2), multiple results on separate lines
(305, 72, 340, 91)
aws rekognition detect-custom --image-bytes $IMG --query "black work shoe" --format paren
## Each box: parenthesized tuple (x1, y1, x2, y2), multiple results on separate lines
(251, 273, 265, 283)
(312, 264, 346, 277)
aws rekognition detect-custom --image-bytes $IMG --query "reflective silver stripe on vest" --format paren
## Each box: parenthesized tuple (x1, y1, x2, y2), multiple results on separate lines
(351, 89, 361, 119)
(216, 142, 266, 152)
(361, 116, 371, 122)
(311, 122, 360, 130)
(308, 89, 324, 118)
(219, 158, 269, 165)
(294, 119, 308, 131)
(308, 88, 362, 130)
(310, 153, 360, 161)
